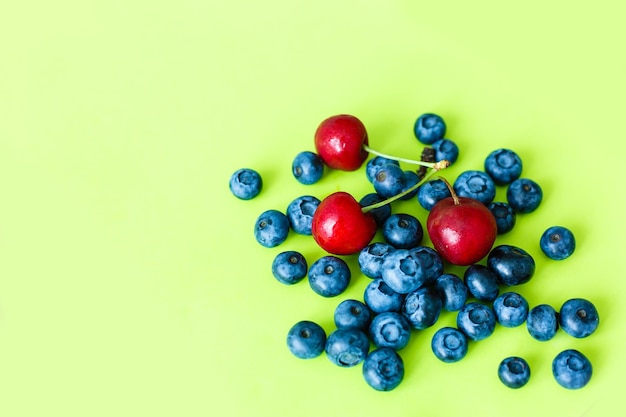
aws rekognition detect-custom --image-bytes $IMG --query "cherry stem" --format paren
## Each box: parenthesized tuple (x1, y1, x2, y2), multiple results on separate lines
(439, 176, 460, 205)
(361, 161, 450, 213)
(363, 144, 442, 169)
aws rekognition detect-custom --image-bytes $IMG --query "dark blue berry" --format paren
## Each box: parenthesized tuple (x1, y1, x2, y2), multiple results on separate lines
(431, 327, 468, 363)
(456, 302, 496, 341)
(363, 278, 405, 314)
(382, 213, 423, 249)
(552, 349, 592, 389)
(308, 256, 351, 297)
(358, 242, 395, 279)
(498, 356, 531, 388)
(540, 226, 576, 260)
(435, 273, 468, 312)
(381, 249, 426, 294)
(368, 312, 412, 350)
(254, 209, 289, 248)
(527, 304, 559, 341)
(464, 264, 500, 302)
(271, 251, 307, 285)
(493, 292, 529, 327)
(507, 178, 543, 213)
(409, 246, 443, 285)
(487, 245, 535, 286)
(484, 148, 522, 185)
(286, 320, 327, 359)
(229, 168, 262, 200)
(292, 151, 324, 185)
(559, 298, 599, 338)
(362, 348, 405, 391)
(325, 328, 370, 367)
(488, 202, 516, 234)
(417, 178, 451, 211)
(432, 138, 459, 165)
(373, 163, 407, 199)
(402, 286, 442, 329)
(400, 170, 420, 200)
(285, 195, 320, 235)
(366, 156, 399, 183)
(453, 170, 496, 205)
(414, 113, 446, 144)
(359, 193, 392, 226)
(334, 299, 372, 331)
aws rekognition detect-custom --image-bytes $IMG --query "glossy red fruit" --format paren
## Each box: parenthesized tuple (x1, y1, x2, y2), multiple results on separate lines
(312, 191, 377, 255)
(314, 114, 369, 171)
(427, 196, 497, 266)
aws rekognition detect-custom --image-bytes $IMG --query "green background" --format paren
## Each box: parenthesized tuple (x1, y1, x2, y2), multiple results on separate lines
(1, 1, 624, 416)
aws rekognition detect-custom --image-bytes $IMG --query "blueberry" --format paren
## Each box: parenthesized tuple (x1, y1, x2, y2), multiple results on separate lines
(552, 349, 592, 389)
(334, 299, 372, 331)
(464, 264, 500, 302)
(498, 357, 531, 389)
(362, 348, 405, 391)
(229, 168, 262, 200)
(488, 202, 516, 234)
(526, 304, 559, 341)
(382, 213, 423, 249)
(456, 302, 496, 341)
(359, 193, 392, 226)
(373, 163, 407, 199)
(431, 327, 468, 363)
(292, 151, 324, 185)
(540, 226, 576, 260)
(254, 209, 290, 248)
(559, 298, 599, 338)
(417, 178, 451, 211)
(400, 170, 420, 200)
(507, 178, 543, 213)
(366, 156, 399, 183)
(493, 292, 529, 327)
(402, 286, 442, 329)
(414, 113, 446, 145)
(285, 195, 320, 235)
(308, 256, 351, 297)
(484, 149, 523, 185)
(358, 242, 395, 279)
(325, 328, 370, 367)
(432, 138, 459, 165)
(363, 279, 406, 314)
(435, 273, 468, 312)
(453, 170, 496, 205)
(369, 312, 412, 350)
(487, 245, 535, 286)
(381, 249, 426, 294)
(286, 320, 327, 359)
(271, 251, 307, 285)
(409, 246, 444, 285)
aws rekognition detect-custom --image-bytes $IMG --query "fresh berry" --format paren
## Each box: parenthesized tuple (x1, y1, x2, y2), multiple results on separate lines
(359, 193, 392, 226)
(559, 298, 599, 338)
(493, 292, 529, 327)
(229, 168, 262, 200)
(552, 349, 592, 389)
(498, 356, 531, 389)
(402, 286, 442, 329)
(432, 138, 459, 165)
(325, 328, 370, 367)
(435, 273, 468, 312)
(366, 156, 399, 183)
(372, 163, 407, 199)
(368, 312, 412, 350)
(286, 320, 327, 359)
(487, 245, 535, 286)
(311, 191, 377, 255)
(488, 202, 516, 234)
(308, 255, 351, 297)
(292, 151, 324, 185)
(400, 170, 421, 200)
(417, 178, 451, 211)
(254, 209, 290, 248)
(431, 327, 468, 363)
(456, 302, 496, 341)
(286, 195, 320, 235)
(414, 113, 446, 144)
(334, 299, 372, 331)
(271, 251, 308, 285)
(381, 249, 426, 294)
(358, 242, 395, 279)
(453, 170, 496, 205)
(507, 178, 543, 213)
(382, 213, 423, 249)
(463, 264, 500, 302)
(540, 226, 576, 260)
(526, 304, 559, 341)
(362, 348, 405, 391)
(484, 148, 522, 185)
(409, 246, 444, 285)
(314, 114, 369, 171)
(363, 279, 405, 314)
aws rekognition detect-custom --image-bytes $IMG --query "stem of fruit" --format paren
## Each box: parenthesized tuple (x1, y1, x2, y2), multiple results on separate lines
(362, 161, 450, 213)
(439, 176, 460, 205)
(363, 144, 441, 168)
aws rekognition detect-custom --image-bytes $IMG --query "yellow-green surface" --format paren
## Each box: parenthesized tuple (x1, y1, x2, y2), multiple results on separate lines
(1, 1, 624, 416)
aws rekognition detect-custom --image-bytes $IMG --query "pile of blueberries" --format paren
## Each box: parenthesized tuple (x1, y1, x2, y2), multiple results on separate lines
(229, 113, 599, 392)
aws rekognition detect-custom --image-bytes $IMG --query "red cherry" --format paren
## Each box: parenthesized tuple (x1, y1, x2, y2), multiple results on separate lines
(311, 191, 377, 255)
(314, 114, 369, 171)
(427, 193, 497, 266)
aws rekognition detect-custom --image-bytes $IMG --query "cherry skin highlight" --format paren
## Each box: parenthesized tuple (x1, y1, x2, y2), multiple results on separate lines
(314, 114, 369, 171)
(311, 192, 377, 255)
(427, 196, 497, 266)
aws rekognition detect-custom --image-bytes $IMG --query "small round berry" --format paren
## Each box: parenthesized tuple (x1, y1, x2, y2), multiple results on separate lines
(229, 168, 262, 200)
(484, 149, 523, 185)
(358, 242, 395, 279)
(334, 299, 372, 331)
(464, 264, 500, 302)
(292, 151, 324, 185)
(382, 213, 423, 249)
(453, 170, 496, 205)
(308, 256, 351, 297)
(488, 202, 516, 234)
(527, 304, 559, 341)
(431, 327, 468, 363)
(498, 356, 531, 389)
(559, 298, 599, 338)
(487, 245, 535, 286)
(286, 320, 327, 359)
(540, 226, 576, 260)
(507, 178, 543, 213)
(400, 170, 420, 200)
(373, 163, 407, 199)
(254, 209, 289, 248)
(363, 279, 405, 314)
(362, 348, 405, 391)
(417, 178, 451, 211)
(381, 249, 426, 294)
(552, 349, 593, 389)
(432, 138, 459, 165)
(493, 292, 529, 327)
(285, 195, 320, 235)
(402, 286, 442, 329)
(409, 246, 443, 286)
(325, 328, 370, 367)
(435, 273, 468, 312)
(456, 302, 496, 341)
(271, 251, 307, 285)
(414, 113, 446, 144)
(366, 156, 399, 183)
(369, 312, 412, 350)
(359, 193, 392, 226)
